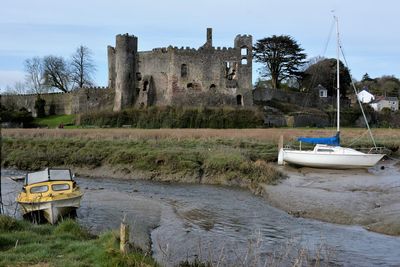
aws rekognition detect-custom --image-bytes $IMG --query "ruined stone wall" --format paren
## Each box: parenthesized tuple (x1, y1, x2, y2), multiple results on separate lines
(1, 87, 114, 117)
(108, 28, 253, 110)
(136, 40, 253, 106)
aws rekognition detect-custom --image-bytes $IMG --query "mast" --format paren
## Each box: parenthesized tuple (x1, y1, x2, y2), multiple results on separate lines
(335, 16, 340, 134)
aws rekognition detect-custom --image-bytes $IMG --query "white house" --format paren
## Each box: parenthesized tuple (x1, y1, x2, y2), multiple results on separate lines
(357, 89, 375, 103)
(315, 84, 327, 98)
(370, 96, 399, 112)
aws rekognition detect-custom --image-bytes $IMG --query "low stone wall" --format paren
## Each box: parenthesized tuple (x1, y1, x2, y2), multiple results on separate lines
(1, 87, 114, 117)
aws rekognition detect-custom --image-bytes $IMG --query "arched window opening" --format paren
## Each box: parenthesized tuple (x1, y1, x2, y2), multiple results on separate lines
(241, 58, 247, 65)
(143, 81, 149, 91)
(181, 64, 188, 78)
(225, 61, 237, 80)
(236, 95, 243, 106)
(136, 72, 142, 81)
(210, 84, 216, 91)
(241, 47, 248, 56)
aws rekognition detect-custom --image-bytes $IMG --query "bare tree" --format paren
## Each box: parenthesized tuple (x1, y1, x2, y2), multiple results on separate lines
(70, 45, 96, 89)
(43, 55, 71, 92)
(24, 57, 46, 94)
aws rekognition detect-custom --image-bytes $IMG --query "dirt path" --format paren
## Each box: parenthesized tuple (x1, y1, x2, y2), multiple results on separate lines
(262, 160, 400, 236)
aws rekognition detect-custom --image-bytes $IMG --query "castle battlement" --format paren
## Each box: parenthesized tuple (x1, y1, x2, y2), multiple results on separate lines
(235, 34, 252, 38)
(82, 86, 109, 90)
(151, 45, 236, 53)
(109, 28, 253, 110)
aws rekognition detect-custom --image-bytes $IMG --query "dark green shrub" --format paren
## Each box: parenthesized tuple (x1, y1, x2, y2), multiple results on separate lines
(54, 219, 94, 240)
(0, 106, 34, 127)
(48, 102, 56, 115)
(0, 215, 23, 232)
(79, 106, 264, 129)
(34, 96, 46, 118)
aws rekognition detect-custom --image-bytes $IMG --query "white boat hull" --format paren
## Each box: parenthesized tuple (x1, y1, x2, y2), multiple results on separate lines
(19, 195, 82, 224)
(279, 145, 385, 169)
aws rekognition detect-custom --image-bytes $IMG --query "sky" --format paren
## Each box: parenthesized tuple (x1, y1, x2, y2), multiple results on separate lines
(0, 0, 399, 91)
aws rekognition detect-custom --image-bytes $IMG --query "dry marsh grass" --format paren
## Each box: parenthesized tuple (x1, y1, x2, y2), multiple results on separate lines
(3, 128, 400, 145)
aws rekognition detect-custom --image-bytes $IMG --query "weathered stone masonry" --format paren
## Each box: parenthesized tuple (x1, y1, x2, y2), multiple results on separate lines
(108, 28, 253, 111)
(1, 87, 114, 117)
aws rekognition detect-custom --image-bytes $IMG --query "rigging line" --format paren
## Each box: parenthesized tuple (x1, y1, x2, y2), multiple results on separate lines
(347, 130, 369, 147)
(322, 18, 335, 57)
(339, 44, 378, 148)
(300, 18, 333, 110)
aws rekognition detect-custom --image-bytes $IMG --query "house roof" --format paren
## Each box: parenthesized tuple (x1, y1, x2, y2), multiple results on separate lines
(357, 89, 374, 96)
(386, 96, 399, 101)
(370, 96, 398, 103)
(314, 84, 327, 91)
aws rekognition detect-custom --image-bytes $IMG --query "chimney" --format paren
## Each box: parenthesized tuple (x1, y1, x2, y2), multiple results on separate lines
(206, 28, 212, 47)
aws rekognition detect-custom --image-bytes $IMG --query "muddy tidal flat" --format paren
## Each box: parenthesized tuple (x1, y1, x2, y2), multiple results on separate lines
(263, 160, 400, 236)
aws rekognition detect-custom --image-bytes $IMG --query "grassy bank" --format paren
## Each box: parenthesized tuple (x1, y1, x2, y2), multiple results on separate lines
(2, 128, 399, 191)
(1, 129, 285, 192)
(0, 215, 157, 266)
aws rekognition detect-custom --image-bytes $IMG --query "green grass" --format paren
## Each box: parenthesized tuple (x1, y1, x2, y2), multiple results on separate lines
(1, 136, 284, 189)
(0, 215, 157, 267)
(34, 114, 76, 128)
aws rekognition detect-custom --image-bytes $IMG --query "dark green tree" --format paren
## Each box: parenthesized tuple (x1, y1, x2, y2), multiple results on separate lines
(302, 58, 351, 97)
(356, 75, 400, 97)
(362, 73, 373, 82)
(34, 96, 46, 118)
(253, 35, 307, 89)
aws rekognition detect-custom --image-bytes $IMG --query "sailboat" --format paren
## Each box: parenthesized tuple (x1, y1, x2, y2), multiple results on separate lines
(277, 17, 385, 169)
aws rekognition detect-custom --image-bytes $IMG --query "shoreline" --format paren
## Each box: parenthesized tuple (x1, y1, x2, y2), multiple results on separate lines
(2, 128, 400, 237)
(262, 160, 400, 236)
(51, 161, 400, 237)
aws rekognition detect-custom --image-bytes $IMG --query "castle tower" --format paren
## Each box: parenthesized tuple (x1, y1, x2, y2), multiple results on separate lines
(112, 34, 138, 111)
(107, 46, 116, 89)
(234, 34, 253, 106)
(202, 28, 213, 48)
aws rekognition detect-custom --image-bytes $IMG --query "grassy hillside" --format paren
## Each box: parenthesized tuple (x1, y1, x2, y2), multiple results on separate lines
(33, 114, 76, 128)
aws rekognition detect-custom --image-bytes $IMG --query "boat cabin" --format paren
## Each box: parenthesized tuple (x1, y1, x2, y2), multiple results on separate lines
(21, 168, 77, 199)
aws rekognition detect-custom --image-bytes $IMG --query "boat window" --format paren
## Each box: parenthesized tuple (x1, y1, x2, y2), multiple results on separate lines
(317, 149, 334, 152)
(30, 185, 49, 194)
(52, 184, 70, 191)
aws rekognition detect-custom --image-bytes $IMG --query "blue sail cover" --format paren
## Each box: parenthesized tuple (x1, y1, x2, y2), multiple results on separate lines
(297, 132, 340, 146)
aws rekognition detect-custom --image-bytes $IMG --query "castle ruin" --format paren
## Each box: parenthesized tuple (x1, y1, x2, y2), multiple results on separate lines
(1, 28, 253, 115)
(108, 28, 253, 111)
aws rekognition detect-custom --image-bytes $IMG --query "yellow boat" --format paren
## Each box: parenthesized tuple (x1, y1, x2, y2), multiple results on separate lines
(17, 168, 83, 224)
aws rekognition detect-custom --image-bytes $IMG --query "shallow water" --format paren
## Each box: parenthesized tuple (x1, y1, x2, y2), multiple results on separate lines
(2, 168, 400, 267)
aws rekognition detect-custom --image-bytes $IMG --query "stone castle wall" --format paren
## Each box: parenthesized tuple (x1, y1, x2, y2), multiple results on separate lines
(1, 87, 114, 117)
(108, 28, 253, 110)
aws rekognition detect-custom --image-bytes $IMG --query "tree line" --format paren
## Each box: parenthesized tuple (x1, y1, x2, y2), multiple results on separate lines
(253, 36, 399, 99)
(10, 45, 96, 95)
